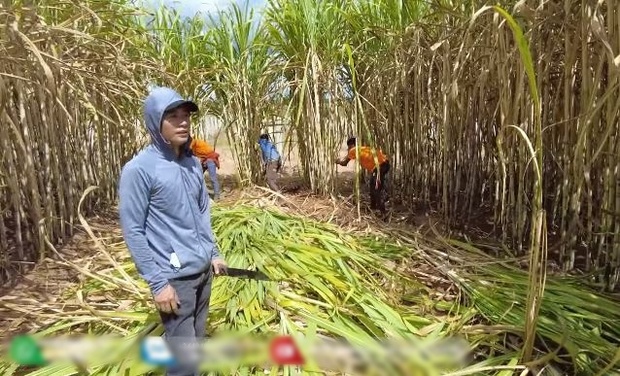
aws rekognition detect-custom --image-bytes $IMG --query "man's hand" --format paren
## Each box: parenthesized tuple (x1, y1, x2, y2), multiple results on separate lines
(154, 284, 180, 314)
(212, 258, 228, 276)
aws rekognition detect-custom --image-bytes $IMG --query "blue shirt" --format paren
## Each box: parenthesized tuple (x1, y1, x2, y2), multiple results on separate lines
(118, 87, 221, 297)
(258, 138, 280, 163)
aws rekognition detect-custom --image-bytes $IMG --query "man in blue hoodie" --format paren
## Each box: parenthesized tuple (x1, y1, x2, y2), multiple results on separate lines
(118, 86, 227, 375)
(258, 133, 282, 191)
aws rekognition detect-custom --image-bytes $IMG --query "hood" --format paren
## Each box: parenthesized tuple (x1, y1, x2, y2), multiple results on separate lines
(143, 86, 198, 157)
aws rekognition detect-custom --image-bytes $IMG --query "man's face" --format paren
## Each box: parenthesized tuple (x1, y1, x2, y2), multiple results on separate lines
(161, 106, 191, 147)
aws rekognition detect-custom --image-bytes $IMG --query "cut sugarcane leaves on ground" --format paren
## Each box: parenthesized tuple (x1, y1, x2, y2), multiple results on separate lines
(1, 201, 619, 375)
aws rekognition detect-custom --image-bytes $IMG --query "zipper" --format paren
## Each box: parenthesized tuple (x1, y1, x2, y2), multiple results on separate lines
(179, 161, 209, 263)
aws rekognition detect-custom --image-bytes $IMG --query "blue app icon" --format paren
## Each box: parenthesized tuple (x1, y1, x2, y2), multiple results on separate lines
(140, 337, 176, 366)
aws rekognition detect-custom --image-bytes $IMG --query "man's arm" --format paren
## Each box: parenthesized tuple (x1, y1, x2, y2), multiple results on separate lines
(338, 147, 357, 166)
(336, 156, 351, 166)
(118, 164, 169, 297)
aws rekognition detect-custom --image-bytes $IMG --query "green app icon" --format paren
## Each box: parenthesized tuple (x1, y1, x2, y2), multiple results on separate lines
(9, 335, 46, 366)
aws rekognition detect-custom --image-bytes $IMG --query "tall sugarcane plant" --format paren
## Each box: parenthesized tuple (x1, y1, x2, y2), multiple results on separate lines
(202, 3, 272, 185)
(264, 0, 352, 195)
(0, 0, 156, 282)
(470, 4, 546, 363)
(136, 6, 211, 124)
(341, 0, 430, 210)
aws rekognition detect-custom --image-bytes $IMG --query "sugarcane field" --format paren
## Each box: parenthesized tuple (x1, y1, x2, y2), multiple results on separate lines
(1, 0, 620, 375)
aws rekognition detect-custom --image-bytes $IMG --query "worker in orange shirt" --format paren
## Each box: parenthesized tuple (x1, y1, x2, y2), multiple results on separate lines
(336, 137, 390, 213)
(189, 137, 221, 200)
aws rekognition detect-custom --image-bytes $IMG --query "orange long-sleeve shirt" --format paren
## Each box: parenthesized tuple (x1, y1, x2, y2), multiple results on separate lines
(190, 139, 220, 167)
(347, 146, 388, 172)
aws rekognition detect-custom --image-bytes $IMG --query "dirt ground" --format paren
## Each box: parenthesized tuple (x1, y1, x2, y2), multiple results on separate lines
(0, 212, 122, 344)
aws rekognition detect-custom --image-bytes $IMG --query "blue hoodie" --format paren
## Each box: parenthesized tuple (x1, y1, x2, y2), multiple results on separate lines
(118, 87, 221, 297)
(258, 138, 280, 163)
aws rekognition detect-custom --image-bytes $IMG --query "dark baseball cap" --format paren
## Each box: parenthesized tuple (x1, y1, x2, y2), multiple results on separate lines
(164, 99, 199, 113)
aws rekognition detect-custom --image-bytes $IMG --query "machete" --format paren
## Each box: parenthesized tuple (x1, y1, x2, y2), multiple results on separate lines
(219, 267, 271, 281)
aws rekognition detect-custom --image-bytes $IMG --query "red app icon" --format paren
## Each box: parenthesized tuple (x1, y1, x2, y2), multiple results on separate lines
(269, 336, 305, 365)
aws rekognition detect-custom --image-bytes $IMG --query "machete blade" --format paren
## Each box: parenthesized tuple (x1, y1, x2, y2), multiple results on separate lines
(221, 267, 271, 281)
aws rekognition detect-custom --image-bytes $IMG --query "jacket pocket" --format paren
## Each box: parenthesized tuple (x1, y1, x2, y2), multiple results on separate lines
(168, 242, 183, 273)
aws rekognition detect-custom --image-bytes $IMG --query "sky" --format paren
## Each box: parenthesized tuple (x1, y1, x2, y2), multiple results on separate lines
(143, 0, 269, 19)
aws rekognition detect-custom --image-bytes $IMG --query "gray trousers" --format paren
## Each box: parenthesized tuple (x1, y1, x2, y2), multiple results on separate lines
(159, 270, 213, 376)
(264, 161, 280, 191)
(205, 160, 220, 198)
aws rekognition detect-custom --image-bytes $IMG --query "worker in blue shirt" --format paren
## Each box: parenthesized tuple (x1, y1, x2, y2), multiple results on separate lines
(258, 133, 282, 191)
